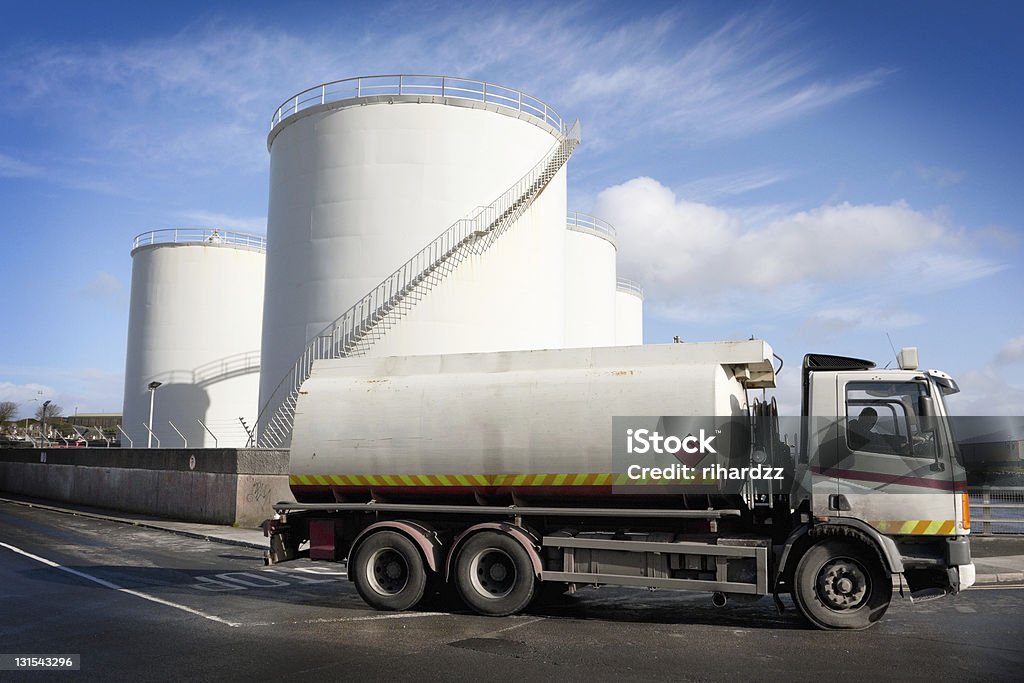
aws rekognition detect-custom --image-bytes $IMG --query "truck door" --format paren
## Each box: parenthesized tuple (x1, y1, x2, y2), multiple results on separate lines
(832, 374, 956, 532)
(805, 371, 841, 518)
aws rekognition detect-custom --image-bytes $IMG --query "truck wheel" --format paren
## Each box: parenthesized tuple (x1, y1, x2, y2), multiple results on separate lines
(455, 532, 537, 616)
(793, 538, 892, 630)
(351, 531, 427, 611)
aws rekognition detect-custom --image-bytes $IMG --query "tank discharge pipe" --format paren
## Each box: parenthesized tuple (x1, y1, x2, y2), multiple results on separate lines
(712, 592, 728, 608)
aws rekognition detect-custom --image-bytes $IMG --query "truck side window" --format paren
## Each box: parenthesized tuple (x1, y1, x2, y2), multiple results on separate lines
(845, 382, 928, 457)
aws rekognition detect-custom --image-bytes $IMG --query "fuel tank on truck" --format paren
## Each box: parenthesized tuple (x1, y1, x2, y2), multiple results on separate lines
(288, 341, 777, 507)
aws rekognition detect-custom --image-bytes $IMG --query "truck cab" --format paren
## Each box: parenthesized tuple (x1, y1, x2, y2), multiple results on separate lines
(798, 351, 973, 619)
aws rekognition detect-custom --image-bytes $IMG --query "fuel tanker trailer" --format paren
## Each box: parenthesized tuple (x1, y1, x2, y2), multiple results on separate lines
(264, 340, 975, 630)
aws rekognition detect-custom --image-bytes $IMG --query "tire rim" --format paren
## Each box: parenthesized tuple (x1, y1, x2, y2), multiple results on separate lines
(366, 548, 409, 596)
(469, 548, 517, 599)
(815, 556, 869, 610)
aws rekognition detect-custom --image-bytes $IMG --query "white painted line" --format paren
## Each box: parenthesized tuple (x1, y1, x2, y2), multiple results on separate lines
(485, 616, 545, 636)
(305, 611, 451, 623)
(248, 611, 452, 627)
(0, 541, 241, 628)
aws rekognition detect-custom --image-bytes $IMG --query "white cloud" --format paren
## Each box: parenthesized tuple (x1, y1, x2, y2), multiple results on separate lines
(593, 176, 1004, 326)
(945, 366, 1024, 417)
(0, 367, 123, 417)
(80, 272, 126, 302)
(996, 336, 1024, 365)
(0, 151, 42, 178)
(0, 5, 886, 184)
(678, 169, 788, 202)
(558, 9, 887, 145)
(914, 164, 965, 188)
(176, 210, 266, 233)
(802, 307, 926, 336)
(0, 382, 54, 418)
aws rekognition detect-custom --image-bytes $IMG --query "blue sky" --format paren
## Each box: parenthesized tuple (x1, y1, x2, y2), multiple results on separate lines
(0, 0, 1022, 417)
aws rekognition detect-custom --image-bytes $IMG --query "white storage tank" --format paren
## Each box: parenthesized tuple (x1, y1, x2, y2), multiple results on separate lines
(564, 212, 617, 348)
(615, 277, 645, 345)
(122, 229, 265, 448)
(259, 75, 573, 428)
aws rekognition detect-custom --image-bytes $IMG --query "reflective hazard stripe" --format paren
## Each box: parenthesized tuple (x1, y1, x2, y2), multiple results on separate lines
(289, 473, 709, 487)
(869, 519, 957, 535)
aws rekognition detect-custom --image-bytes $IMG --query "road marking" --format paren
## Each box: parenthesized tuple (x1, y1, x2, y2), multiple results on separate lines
(969, 585, 1024, 591)
(0, 541, 241, 628)
(485, 616, 545, 636)
(192, 566, 347, 591)
(247, 611, 451, 627)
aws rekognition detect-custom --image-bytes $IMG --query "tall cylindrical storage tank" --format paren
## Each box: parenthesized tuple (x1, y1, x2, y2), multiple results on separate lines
(564, 212, 616, 348)
(615, 277, 644, 345)
(259, 76, 572, 427)
(122, 229, 265, 448)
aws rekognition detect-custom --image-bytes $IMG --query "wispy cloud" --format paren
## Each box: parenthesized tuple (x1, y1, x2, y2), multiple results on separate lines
(557, 8, 888, 146)
(80, 272, 126, 303)
(0, 4, 886, 188)
(915, 164, 965, 188)
(946, 338, 1024, 415)
(177, 210, 266, 232)
(996, 336, 1024, 365)
(0, 151, 43, 178)
(678, 169, 788, 202)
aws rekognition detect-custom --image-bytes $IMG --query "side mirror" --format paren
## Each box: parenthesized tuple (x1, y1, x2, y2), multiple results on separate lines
(919, 394, 935, 418)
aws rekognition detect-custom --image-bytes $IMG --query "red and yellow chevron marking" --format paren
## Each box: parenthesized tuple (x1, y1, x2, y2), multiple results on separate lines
(869, 519, 957, 535)
(289, 472, 708, 487)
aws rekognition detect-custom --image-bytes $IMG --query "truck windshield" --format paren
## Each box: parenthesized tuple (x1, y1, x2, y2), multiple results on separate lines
(846, 381, 937, 459)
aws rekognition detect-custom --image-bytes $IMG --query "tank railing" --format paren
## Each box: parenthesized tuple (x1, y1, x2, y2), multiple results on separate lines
(616, 277, 645, 299)
(567, 211, 617, 243)
(132, 228, 267, 252)
(190, 350, 261, 387)
(271, 74, 565, 136)
(141, 350, 261, 389)
(253, 120, 581, 448)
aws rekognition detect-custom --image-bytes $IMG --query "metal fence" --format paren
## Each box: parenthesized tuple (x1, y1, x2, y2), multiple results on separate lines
(969, 486, 1024, 535)
(132, 228, 267, 252)
(615, 277, 644, 299)
(269, 74, 566, 135)
(567, 211, 617, 247)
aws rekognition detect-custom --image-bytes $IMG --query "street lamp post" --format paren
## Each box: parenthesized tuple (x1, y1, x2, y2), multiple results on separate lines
(147, 381, 162, 448)
(40, 400, 51, 448)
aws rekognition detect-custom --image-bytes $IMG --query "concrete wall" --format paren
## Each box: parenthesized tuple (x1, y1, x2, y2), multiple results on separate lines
(0, 448, 292, 528)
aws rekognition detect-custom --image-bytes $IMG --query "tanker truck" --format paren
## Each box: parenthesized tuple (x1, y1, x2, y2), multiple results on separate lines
(263, 340, 974, 630)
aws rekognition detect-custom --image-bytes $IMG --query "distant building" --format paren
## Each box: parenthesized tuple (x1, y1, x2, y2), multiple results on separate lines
(67, 413, 122, 430)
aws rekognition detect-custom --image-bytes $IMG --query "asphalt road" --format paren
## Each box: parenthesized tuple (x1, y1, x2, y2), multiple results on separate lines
(1, 500, 1022, 682)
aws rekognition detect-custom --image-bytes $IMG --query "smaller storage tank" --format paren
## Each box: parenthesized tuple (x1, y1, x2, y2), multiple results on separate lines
(615, 277, 644, 345)
(121, 229, 266, 448)
(564, 212, 617, 348)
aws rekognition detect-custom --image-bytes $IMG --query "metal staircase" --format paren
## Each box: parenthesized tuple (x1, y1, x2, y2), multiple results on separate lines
(254, 120, 581, 448)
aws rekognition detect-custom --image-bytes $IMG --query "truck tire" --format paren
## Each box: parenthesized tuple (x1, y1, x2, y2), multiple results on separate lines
(792, 537, 892, 630)
(455, 531, 537, 616)
(350, 531, 428, 611)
